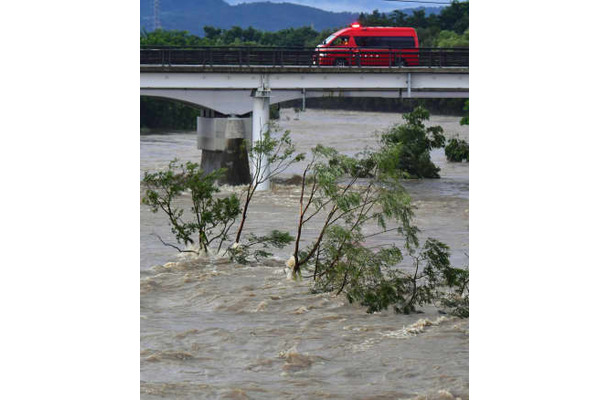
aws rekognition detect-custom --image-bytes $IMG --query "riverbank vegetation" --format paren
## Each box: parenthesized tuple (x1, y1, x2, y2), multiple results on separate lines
(140, 97, 467, 131)
(140, 97, 199, 131)
(142, 116, 468, 317)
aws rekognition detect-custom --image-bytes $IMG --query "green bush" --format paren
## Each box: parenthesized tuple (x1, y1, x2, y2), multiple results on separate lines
(381, 106, 446, 178)
(445, 138, 469, 162)
(142, 161, 240, 254)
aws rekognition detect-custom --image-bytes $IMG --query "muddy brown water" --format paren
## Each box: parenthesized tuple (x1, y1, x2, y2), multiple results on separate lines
(140, 109, 469, 399)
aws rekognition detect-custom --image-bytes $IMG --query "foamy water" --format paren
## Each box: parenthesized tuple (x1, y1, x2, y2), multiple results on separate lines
(140, 109, 469, 399)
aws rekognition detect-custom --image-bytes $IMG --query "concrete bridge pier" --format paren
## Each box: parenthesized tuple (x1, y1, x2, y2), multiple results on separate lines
(197, 112, 251, 185)
(251, 86, 271, 191)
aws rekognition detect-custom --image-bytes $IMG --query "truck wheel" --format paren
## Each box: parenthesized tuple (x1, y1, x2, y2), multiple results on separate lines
(334, 58, 348, 67)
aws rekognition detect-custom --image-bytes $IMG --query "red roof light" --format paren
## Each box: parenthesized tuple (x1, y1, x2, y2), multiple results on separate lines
(351, 23, 361, 28)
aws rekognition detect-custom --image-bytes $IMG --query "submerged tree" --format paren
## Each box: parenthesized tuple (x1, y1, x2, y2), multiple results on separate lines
(228, 128, 305, 263)
(142, 161, 240, 254)
(286, 143, 468, 316)
(141, 126, 303, 262)
(445, 137, 469, 162)
(342, 238, 469, 316)
(289, 144, 418, 279)
(234, 128, 304, 244)
(381, 106, 446, 178)
(446, 100, 469, 162)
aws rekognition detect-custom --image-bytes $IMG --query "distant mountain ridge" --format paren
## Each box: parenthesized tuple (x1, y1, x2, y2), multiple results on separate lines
(140, 0, 443, 34)
(141, 0, 356, 33)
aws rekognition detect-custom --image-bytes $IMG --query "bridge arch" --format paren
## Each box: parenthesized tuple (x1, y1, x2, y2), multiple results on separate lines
(140, 93, 208, 111)
(140, 88, 327, 115)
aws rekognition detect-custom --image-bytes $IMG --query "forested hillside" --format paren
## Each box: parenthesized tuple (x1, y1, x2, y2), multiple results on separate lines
(140, 0, 357, 33)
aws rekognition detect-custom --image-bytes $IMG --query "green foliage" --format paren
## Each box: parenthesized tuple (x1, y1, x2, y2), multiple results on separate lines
(140, 97, 199, 130)
(441, 291, 469, 318)
(203, 25, 329, 47)
(231, 128, 304, 261)
(381, 106, 446, 178)
(460, 100, 469, 126)
(250, 129, 306, 183)
(285, 133, 467, 317)
(290, 143, 419, 283)
(358, 1, 469, 46)
(270, 104, 280, 120)
(446, 100, 469, 162)
(445, 137, 469, 162)
(140, 29, 208, 47)
(141, 25, 329, 48)
(342, 238, 469, 316)
(228, 230, 294, 264)
(434, 29, 469, 48)
(141, 161, 240, 254)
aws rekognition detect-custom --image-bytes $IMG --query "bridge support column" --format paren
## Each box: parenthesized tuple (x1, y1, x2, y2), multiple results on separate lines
(197, 115, 251, 185)
(251, 87, 271, 191)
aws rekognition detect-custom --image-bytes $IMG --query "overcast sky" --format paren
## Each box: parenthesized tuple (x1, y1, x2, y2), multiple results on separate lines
(224, 0, 445, 13)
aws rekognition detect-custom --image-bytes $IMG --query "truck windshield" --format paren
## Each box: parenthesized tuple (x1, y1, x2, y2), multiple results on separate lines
(322, 34, 336, 45)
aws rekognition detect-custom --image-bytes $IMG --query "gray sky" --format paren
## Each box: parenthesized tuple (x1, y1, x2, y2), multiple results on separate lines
(224, 0, 443, 13)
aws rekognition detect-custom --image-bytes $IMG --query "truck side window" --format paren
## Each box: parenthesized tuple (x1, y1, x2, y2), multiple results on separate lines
(332, 36, 350, 46)
(354, 37, 368, 46)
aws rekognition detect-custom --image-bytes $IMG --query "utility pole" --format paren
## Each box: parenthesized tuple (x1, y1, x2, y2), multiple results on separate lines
(153, 0, 162, 30)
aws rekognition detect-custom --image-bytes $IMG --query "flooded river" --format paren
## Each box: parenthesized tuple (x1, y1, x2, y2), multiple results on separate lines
(140, 109, 469, 399)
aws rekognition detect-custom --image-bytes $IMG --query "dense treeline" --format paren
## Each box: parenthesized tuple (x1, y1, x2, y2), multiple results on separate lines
(141, 26, 335, 48)
(288, 98, 467, 115)
(358, 1, 468, 47)
(140, 98, 199, 132)
(140, 2, 468, 130)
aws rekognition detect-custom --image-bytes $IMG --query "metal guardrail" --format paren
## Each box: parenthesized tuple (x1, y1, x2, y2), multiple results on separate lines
(140, 46, 469, 68)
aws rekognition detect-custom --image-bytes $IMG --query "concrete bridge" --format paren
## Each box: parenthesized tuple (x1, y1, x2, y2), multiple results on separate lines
(140, 50, 469, 189)
(140, 65, 468, 115)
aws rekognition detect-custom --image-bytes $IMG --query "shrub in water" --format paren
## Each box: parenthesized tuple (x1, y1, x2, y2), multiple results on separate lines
(142, 161, 240, 254)
(381, 106, 446, 178)
(445, 137, 469, 162)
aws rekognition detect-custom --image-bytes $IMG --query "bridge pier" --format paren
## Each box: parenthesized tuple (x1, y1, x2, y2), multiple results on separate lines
(251, 86, 271, 191)
(197, 113, 251, 185)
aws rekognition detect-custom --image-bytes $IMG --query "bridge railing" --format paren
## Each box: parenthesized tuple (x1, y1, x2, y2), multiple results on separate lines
(140, 46, 468, 68)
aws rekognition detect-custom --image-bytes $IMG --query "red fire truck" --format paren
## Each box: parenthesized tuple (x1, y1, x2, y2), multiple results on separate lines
(315, 23, 419, 67)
